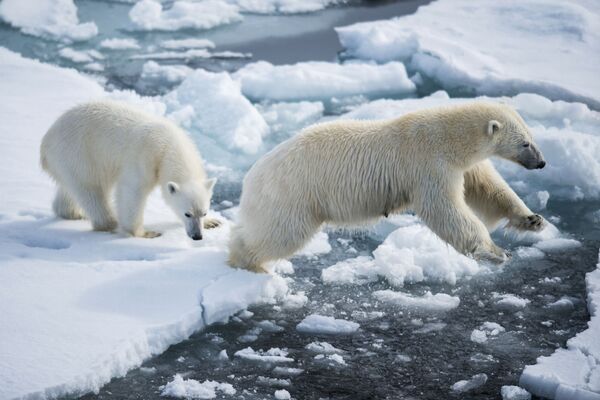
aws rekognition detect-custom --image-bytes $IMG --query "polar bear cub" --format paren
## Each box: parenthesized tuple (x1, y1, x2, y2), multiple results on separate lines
(41, 100, 220, 239)
(229, 102, 546, 272)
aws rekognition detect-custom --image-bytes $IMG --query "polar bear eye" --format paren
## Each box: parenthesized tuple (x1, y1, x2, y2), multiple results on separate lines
(184, 212, 192, 218)
(523, 143, 530, 148)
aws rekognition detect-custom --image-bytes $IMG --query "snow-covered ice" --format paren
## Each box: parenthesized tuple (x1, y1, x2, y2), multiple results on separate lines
(296, 315, 359, 335)
(520, 250, 600, 399)
(493, 294, 531, 310)
(274, 389, 291, 400)
(233, 347, 294, 363)
(452, 373, 488, 393)
(0, 0, 98, 42)
(305, 341, 343, 354)
(160, 374, 236, 399)
(230, 0, 344, 14)
(336, 0, 600, 108)
(0, 47, 287, 400)
(160, 38, 216, 50)
(100, 38, 141, 50)
(373, 290, 460, 312)
(234, 60, 415, 102)
(470, 322, 506, 344)
(140, 61, 193, 84)
(501, 385, 531, 400)
(129, 0, 243, 31)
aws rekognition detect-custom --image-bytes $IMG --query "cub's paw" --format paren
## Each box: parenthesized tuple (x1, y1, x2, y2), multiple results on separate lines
(142, 230, 161, 239)
(203, 217, 222, 229)
(511, 214, 545, 232)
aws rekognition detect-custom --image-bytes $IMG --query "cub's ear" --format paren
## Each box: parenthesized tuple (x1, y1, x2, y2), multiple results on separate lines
(488, 120, 503, 135)
(167, 181, 179, 195)
(205, 177, 217, 192)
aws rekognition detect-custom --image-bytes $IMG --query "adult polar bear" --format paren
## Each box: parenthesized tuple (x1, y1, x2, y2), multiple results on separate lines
(41, 100, 219, 239)
(230, 102, 546, 273)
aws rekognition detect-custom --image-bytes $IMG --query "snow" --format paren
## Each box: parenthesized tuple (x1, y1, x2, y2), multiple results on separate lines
(230, 0, 343, 14)
(234, 60, 415, 102)
(296, 315, 359, 335)
(140, 61, 193, 84)
(163, 69, 269, 159)
(373, 290, 460, 312)
(0, 48, 288, 400)
(129, 0, 243, 31)
(100, 38, 141, 50)
(452, 373, 488, 393)
(520, 250, 600, 399)
(233, 347, 294, 363)
(336, 0, 600, 108)
(322, 219, 480, 287)
(274, 389, 291, 400)
(161, 38, 216, 50)
(160, 374, 236, 399)
(501, 386, 531, 400)
(0, 0, 98, 43)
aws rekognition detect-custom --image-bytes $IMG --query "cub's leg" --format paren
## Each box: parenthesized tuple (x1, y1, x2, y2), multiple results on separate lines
(115, 170, 157, 238)
(52, 186, 84, 220)
(66, 183, 117, 232)
(414, 179, 507, 263)
(464, 160, 544, 231)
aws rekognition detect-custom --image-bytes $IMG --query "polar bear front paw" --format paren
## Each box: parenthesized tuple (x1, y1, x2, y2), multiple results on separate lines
(474, 244, 510, 264)
(142, 230, 161, 239)
(510, 214, 545, 232)
(203, 217, 222, 229)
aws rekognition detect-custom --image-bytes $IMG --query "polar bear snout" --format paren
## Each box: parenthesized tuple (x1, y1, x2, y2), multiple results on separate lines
(185, 218, 203, 240)
(518, 143, 546, 170)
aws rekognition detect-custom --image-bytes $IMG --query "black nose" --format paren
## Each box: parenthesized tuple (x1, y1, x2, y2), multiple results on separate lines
(191, 234, 202, 241)
(537, 161, 546, 169)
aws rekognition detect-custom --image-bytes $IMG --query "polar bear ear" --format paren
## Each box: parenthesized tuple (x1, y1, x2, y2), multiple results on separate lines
(205, 177, 217, 192)
(488, 120, 503, 135)
(167, 181, 179, 195)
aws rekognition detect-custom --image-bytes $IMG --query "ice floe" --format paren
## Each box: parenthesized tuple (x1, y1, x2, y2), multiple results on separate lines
(296, 314, 359, 334)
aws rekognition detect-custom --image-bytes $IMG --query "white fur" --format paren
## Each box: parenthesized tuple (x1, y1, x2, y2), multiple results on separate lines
(229, 102, 546, 272)
(41, 100, 218, 239)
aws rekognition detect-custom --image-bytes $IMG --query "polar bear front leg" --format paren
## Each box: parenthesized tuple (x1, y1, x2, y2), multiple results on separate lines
(415, 182, 507, 263)
(464, 161, 544, 232)
(65, 183, 117, 232)
(115, 172, 157, 238)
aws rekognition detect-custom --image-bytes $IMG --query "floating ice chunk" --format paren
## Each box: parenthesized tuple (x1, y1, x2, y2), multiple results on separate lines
(452, 373, 488, 393)
(234, 61, 415, 102)
(501, 385, 531, 400)
(58, 48, 95, 63)
(305, 341, 343, 354)
(234, 347, 294, 363)
(415, 322, 446, 334)
(257, 101, 324, 138)
(525, 191, 550, 211)
(470, 322, 506, 344)
(546, 296, 575, 312)
(373, 290, 460, 312)
(274, 389, 291, 400)
(129, 0, 242, 31)
(218, 350, 229, 361)
(131, 49, 211, 60)
(0, 0, 98, 42)
(100, 38, 140, 50)
(273, 367, 304, 377)
(140, 366, 156, 374)
(534, 238, 582, 253)
(326, 354, 346, 365)
(493, 293, 531, 310)
(256, 376, 290, 387)
(257, 320, 284, 332)
(516, 247, 545, 260)
(296, 315, 359, 335)
(395, 354, 412, 363)
(231, 0, 344, 14)
(295, 231, 331, 257)
(140, 61, 192, 84)
(160, 374, 236, 399)
(161, 38, 215, 49)
(164, 69, 269, 156)
(336, 0, 600, 107)
(282, 291, 308, 310)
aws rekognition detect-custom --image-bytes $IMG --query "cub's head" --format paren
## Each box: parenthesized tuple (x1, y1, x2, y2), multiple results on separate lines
(485, 103, 545, 170)
(164, 178, 217, 240)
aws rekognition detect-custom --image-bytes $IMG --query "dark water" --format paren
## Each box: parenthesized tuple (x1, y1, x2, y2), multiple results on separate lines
(78, 199, 598, 400)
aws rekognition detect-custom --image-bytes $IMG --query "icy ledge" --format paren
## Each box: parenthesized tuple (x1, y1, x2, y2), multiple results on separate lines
(336, 0, 600, 108)
(0, 48, 288, 400)
(520, 250, 600, 400)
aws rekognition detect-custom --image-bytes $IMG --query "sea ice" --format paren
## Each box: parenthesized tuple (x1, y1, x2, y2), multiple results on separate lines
(100, 38, 141, 50)
(140, 61, 193, 84)
(336, 0, 600, 107)
(234, 60, 415, 102)
(160, 374, 236, 399)
(233, 347, 294, 363)
(161, 38, 216, 50)
(0, 0, 98, 42)
(129, 0, 243, 31)
(452, 373, 488, 393)
(274, 389, 291, 400)
(373, 290, 460, 312)
(501, 385, 531, 400)
(296, 315, 359, 335)
(230, 0, 344, 14)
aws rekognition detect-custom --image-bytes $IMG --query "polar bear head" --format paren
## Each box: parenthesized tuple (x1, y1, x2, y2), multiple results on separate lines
(164, 178, 217, 240)
(487, 104, 546, 170)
